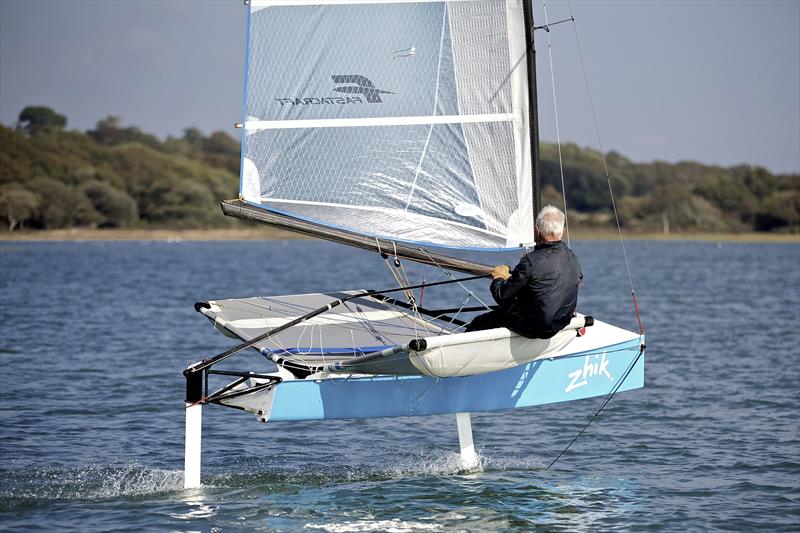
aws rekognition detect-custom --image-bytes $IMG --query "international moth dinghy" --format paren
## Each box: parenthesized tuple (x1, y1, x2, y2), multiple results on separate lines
(183, 0, 645, 488)
(192, 290, 641, 416)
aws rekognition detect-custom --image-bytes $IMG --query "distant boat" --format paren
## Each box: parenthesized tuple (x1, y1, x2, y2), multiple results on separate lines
(183, 0, 645, 488)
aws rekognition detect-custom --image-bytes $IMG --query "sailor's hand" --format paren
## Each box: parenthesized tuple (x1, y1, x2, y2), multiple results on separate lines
(491, 264, 510, 281)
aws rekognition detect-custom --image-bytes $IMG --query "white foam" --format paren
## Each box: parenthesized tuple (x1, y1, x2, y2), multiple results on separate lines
(1, 463, 184, 501)
(305, 519, 441, 532)
(383, 449, 488, 478)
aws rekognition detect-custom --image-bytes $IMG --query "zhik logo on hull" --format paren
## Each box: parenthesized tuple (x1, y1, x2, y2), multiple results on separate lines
(565, 352, 613, 393)
(274, 75, 395, 106)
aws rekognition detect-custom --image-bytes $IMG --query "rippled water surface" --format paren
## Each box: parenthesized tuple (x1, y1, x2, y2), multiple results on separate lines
(1, 239, 798, 531)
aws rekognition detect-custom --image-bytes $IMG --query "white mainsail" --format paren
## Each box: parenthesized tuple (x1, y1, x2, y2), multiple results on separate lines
(239, 0, 534, 250)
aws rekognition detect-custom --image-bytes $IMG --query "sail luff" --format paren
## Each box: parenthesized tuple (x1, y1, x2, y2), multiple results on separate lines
(221, 199, 492, 275)
(238, 5, 253, 204)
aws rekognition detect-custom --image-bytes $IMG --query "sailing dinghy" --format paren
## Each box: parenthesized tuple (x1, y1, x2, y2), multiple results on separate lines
(183, 0, 645, 488)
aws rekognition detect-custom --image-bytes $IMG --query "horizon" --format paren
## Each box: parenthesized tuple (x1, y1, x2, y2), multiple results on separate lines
(1, 0, 798, 174)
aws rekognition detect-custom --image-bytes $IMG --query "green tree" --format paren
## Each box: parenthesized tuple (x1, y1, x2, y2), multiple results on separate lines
(754, 191, 800, 231)
(81, 181, 139, 227)
(17, 106, 67, 136)
(88, 115, 160, 149)
(694, 174, 757, 225)
(0, 184, 40, 230)
(736, 165, 779, 199)
(27, 177, 101, 228)
(204, 131, 239, 155)
(624, 182, 726, 232)
(0, 127, 35, 185)
(183, 127, 205, 147)
(202, 131, 240, 174)
(145, 178, 218, 228)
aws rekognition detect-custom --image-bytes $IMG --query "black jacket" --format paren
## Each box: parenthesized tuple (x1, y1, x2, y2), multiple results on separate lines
(490, 241, 582, 338)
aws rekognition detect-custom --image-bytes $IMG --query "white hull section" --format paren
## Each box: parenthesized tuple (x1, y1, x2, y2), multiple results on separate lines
(408, 315, 592, 377)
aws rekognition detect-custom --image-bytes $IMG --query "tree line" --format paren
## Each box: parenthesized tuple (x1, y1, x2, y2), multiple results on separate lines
(1, 106, 797, 233)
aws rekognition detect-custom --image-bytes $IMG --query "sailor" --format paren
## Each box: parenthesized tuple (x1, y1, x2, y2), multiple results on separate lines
(465, 205, 582, 338)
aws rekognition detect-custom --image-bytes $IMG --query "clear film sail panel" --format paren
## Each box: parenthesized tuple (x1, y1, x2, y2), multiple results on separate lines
(241, 0, 534, 250)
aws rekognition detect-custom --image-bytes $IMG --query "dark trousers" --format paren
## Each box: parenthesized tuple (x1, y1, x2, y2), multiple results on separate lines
(465, 310, 552, 339)
(464, 310, 510, 333)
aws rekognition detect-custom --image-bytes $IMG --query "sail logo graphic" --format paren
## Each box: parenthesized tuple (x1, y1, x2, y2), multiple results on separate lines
(274, 75, 395, 106)
(565, 352, 612, 393)
(331, 75, 395, 103)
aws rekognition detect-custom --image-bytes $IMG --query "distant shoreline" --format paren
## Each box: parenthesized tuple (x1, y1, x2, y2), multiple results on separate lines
(0, 228, 797, 243)
(0, 227, 304, 241)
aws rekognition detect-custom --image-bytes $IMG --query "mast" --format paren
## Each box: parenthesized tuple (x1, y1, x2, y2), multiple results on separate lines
(522, 0, 541, 219)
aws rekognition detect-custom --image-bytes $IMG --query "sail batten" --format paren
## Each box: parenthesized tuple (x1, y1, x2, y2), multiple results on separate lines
(243, 113, 515, 131)
(235, 0, 537, 258)
(252, 0, 480, 6)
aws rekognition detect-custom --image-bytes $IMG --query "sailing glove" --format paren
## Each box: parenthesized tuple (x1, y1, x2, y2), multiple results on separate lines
(491, 264, 511, 281)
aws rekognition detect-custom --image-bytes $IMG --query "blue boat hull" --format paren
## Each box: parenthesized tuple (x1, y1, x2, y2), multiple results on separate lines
(268, 337, 644, 421)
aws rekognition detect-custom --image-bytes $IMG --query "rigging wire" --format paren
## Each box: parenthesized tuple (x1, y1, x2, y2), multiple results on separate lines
(393, 244, 423, 337)
(377, 238, 412, 305)
(382, 241, 486, 338)
(383, 255, 409, 299)
(566, 0, 640, 316)
(379, 240, 424, 342)
(541, 0, 571, 248)
(542, 1, 647, 468)
(393, 241, 416, 305)
(420, 248, 493, 312)
(546, 344, 645, 469)
(395, 259, 424, 339)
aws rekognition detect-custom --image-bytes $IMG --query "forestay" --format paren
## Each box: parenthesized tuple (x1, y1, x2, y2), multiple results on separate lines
(240, 0, 534, 250)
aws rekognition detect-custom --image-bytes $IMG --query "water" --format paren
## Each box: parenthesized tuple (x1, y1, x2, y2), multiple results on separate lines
(1, 239, 798, 531)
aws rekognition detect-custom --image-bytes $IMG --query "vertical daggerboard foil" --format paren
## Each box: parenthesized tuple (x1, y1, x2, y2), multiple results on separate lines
(241, 0, 534, 250)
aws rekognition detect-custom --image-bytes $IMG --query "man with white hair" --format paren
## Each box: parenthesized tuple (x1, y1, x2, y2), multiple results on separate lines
(466, 205, 582, 338)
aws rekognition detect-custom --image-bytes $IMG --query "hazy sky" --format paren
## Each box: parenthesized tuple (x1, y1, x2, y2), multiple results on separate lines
(1, 0, 798, 173)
